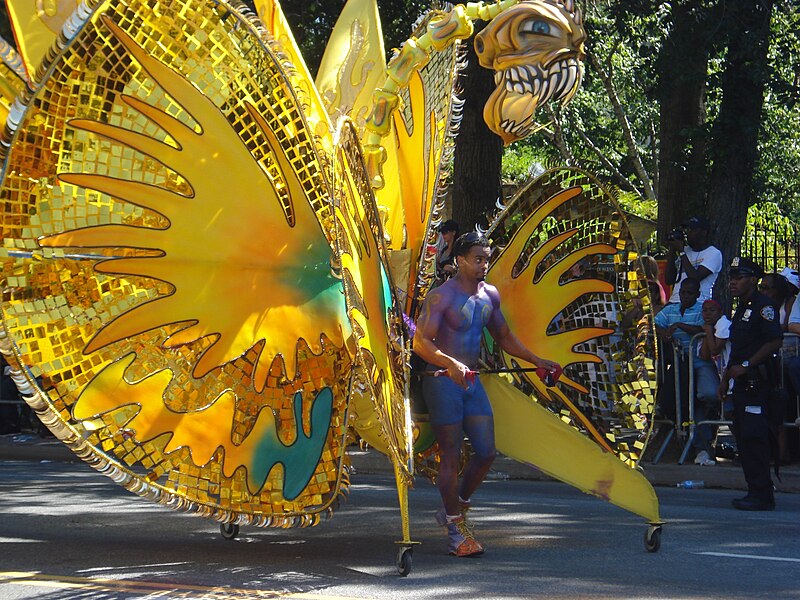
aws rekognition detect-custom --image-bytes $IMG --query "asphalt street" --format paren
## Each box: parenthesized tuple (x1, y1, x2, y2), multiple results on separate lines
(1, 460, 799, 599)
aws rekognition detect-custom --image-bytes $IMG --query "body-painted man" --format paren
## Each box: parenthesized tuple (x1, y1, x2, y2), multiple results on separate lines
(413, 232, 560, 556)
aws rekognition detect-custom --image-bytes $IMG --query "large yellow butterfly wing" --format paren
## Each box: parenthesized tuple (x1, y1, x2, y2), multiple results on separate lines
(0, 0, 354, 526)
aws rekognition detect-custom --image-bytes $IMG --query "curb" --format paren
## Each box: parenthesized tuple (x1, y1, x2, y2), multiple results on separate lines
(2, 435, 799, 493)
(346, 450, 800, 494)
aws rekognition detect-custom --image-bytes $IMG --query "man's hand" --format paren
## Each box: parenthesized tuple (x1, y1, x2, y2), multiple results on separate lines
(726, 364, 748, 380)
(668, 239, 684, 254)
(717, 364, 747, 400)
(717, 376, 729, 401)
(659, 324, 677, 341)
(446, 360, 472, 389)
(534, 357, 561, 373)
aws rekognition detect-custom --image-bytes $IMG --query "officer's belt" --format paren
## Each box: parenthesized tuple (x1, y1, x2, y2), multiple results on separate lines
(741, 363, 771, 382)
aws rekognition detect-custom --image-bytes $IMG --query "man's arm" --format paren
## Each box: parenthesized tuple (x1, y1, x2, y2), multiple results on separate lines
(720, 337, 783, 395)
(679, 256, 712, 283)
(654, 307, 673, 341)
(412, 288, 471, 387)
(788, 298, 800, 335)
(673, 322, 704, 336)
(484, 288, 560, 372)
(655, 325, 674, 341)
(665, 237, 685, 285)
(699, 323, 727, 359)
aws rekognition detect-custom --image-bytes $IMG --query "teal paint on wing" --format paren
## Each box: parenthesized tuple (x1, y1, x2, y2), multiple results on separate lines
(248, 387, 334, 500)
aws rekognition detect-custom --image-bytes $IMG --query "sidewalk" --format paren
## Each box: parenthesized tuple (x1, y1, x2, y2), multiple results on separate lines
(2, 432, 799, 493)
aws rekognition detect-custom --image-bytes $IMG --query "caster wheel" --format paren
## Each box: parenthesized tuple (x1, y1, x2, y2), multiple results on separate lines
(220, 523, 239, 540)
(396, 547, 413, 577)
(644, 525, 661, 553)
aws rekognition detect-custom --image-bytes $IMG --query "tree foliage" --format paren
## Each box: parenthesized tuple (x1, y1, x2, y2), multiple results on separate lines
(501, 0, 800, 259)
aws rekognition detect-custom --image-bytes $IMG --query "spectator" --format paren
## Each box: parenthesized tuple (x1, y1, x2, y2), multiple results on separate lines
(719, 257, 782, 511)
(779, 267, 799, 328)
(760, 272, 794, 331)
(692, 299, 732, 465)
(654, 278, 710, 426)
(783, 288, 800, 463)
(665, 217, 723, 303)
(435, 220, 459, 284)
(642, 255, 667, 313)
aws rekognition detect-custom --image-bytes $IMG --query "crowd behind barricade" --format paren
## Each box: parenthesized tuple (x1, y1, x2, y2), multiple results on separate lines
(650, 215, 800, 511)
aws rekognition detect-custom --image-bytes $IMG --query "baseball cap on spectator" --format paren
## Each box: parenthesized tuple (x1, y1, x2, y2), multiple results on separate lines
(438, 219, 459, 234)
(729, 256, 763, 279)
(779, 266, 800, 291)
(683, 216, 711, 231)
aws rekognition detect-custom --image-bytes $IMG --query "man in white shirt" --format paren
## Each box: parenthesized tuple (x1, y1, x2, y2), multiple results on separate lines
(666, 216, 723, 303)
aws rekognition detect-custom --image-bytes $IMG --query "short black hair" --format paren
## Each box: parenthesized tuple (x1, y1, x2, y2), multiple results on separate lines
(438, 219, 459, 235)
(452, 232, 490, 258)
(680, 277, 700, 292)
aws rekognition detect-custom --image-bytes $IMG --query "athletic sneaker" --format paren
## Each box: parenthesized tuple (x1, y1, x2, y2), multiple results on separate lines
(694, 450, 716, 466)
(445, 515, 484, 557)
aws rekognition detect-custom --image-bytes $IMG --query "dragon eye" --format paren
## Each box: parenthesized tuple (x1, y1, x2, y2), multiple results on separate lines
(521, 19, 552, 36)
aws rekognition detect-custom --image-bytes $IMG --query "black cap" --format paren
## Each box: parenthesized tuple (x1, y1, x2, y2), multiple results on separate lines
(729, 256, 764, 278)
(683, 216, 711, 231)
(438, 219, 459, 234)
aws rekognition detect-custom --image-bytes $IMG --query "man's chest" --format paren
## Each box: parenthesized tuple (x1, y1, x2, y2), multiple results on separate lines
(731, 303, 768, 343)
(443, 294, 493, 331)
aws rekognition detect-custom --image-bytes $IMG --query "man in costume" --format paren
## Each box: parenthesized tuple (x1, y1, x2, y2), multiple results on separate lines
(719, 257, 783, 511)
(413, 232, 560, 556)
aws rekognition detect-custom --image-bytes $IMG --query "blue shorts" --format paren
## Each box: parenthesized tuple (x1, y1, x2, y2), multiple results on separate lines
(422, 374, 493, 426)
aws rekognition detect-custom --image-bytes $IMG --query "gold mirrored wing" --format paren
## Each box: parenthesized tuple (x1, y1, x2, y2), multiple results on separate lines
(486, 167, 656, 467)
(332, 118, 412, 481)
(0, 0, 355, 526)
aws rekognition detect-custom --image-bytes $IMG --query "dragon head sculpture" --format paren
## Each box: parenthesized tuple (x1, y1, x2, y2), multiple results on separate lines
(475, 0, 586, 145)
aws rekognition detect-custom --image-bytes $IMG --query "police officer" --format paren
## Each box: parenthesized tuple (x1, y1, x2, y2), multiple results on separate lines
(718, 257, 783, 511)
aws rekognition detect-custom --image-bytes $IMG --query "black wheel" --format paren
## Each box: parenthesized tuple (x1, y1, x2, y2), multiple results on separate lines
(644, 525, 661, 553)
(397, 547, 413, 577)
(220, 523, 239, 540)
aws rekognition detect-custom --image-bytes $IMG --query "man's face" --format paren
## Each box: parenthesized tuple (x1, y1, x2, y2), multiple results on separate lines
(685, 226, 706, 247)
(702, 302, 722, 324)
(679, 282, 700, 308)
(458, 245, 491, 282)
(758, 275, 781, 302)
(729, 272, 757, 297)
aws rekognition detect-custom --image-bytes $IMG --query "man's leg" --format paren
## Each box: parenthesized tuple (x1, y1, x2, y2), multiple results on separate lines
(432, 421, 485, 556)
(693, 364, 720, 460)
(432, 422, 465, 516)
(731, 383, 774, 510)
(459, 415, 496, 502)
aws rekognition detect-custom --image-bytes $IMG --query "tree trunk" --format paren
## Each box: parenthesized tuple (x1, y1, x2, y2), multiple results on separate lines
(707, 0, 774, 306)
(656, 1, 710, 240)
(451, 23, 503, 232)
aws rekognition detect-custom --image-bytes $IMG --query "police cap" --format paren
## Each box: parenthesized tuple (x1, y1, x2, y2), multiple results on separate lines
(729, 256, 764, 279)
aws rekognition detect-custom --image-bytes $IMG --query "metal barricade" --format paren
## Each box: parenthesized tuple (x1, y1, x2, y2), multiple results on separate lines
(679, 331, 800, 464)
(679, 333, 724, 464)
(651, 338, 690, 464)
(780, 333, 800, 430)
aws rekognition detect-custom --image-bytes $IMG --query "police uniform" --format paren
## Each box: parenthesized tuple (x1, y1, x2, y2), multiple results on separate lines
(728, 258, 783, 509)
